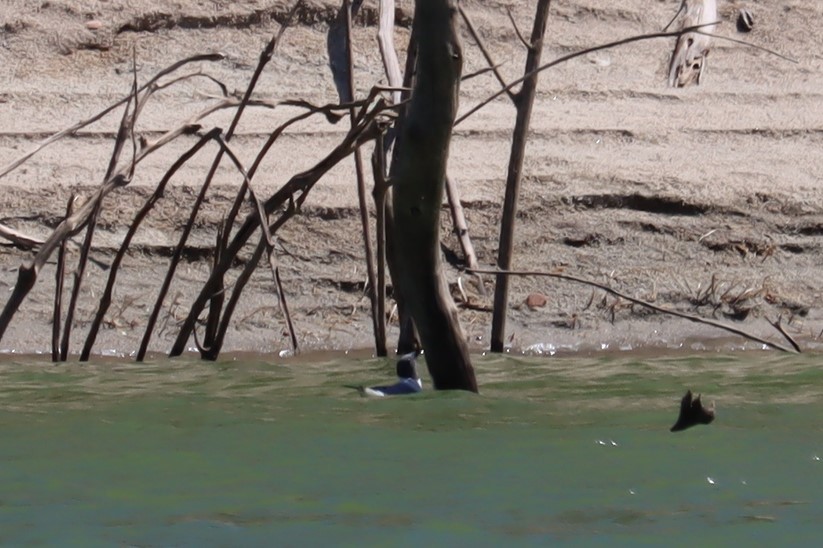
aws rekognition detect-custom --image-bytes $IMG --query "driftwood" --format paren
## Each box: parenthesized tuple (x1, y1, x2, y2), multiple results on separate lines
(666, 0, 717, 87)
(444, 175, 482, 288)
(0, 224, 44, 249)
(390, 0, 477, 391)
(374, 0, 402, 355)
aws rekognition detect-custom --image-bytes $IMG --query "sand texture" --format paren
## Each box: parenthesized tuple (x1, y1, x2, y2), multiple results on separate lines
(1, 0, 821, 357)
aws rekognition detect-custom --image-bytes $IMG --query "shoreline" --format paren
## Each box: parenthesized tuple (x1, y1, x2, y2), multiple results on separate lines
(1, 0, 821, 360)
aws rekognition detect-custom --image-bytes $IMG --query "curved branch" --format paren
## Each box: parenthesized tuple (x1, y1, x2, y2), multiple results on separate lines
(470, 267, 799, 353)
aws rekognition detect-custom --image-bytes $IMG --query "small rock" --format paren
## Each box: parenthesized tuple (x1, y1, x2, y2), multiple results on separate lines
(86, 20, 103, 31)
(525, 292, 548, 309)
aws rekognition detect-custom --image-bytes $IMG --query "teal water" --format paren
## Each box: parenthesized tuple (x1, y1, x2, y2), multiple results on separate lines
(0, 352, 821, 546)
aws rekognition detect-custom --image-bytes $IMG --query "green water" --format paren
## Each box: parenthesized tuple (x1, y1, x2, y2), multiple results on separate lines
(0, 352, 821, 546)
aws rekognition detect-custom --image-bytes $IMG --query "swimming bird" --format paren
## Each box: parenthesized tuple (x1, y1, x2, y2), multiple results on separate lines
(666, 0, 718, 87)
(348, 352, 423, 397)
(670, 390, 716, 432)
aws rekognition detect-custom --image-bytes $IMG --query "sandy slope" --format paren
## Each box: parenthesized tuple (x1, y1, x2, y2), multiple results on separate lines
(1, 0, 822, 357)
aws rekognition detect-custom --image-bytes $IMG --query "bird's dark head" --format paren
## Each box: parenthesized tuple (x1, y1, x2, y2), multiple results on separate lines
(396, 352, 419, 380)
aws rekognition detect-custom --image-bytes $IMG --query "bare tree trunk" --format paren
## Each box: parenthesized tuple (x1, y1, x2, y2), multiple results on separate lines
(327, 0, 387, 355)
(490, 0, 552, 353)
(391, 0, 477, 391)
(386, 24, 420, 355)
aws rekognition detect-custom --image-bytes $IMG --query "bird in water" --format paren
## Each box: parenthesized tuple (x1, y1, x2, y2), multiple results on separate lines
(665, 0, 718, 87)
(670, 390, 716, 432)
(348, 352, 423, 397)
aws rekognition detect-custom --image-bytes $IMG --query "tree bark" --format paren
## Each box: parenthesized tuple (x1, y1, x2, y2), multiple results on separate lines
(490, 0, 552, 352)
(391, 0, 477, 391)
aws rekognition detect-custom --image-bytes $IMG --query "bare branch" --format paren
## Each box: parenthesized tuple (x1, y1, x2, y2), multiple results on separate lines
(0, 223, 43, 249)
(457, 23, 725, 126)
(0, 53, 225, 181)
(768, 315, 802, 353)
(459, 6, 516, 103)
(506, 7, 531, 50)
(472, 267, 799, 354)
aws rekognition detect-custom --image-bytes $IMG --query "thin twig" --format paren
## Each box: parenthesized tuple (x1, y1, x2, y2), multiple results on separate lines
(768, 315, 802, 353)
(52, 195, 74, 362)
(462, 64, 508, 82)
(0, 53, 225, 181)
(274, 265, 298, 353)
(338, 0, 385, 356)
(80, 128, 222, 361)
(169, 97, 394, 356)
(506, 7, 532, 50)
(457, 23, 730, 126)
(692, 29, 797, 63)
(445, 175, 484, 296)
(459, 6, 516, 102)
(0, 223, 44, 249)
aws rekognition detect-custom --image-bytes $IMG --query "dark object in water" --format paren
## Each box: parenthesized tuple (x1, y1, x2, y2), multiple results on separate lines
(346, 352, 423, 397)
(670, 390, 716, 432)
(737, 8, 754, 33)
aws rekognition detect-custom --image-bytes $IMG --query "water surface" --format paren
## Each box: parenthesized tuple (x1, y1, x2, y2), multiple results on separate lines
(0, 352, 820, 545)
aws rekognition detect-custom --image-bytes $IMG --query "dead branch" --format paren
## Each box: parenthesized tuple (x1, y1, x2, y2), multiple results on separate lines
(445, 175, 484, 296)
(52, 195, 74, 362)
(667, 0, 716, 87)
(80, 128, 222, 361)
(456, 23, 717, 126)
(274, 265, 298, 353)
(0, 53, 225, 181)
(768, 315, 801, 353)
(169, 96, 394, 357)
(328, 0, 385, 356)
(0, 95, 268, 347)
(490, 0, 552, 353)
(459, 6, 516, 102)
(371, 132, 389, 354)
(0, 223, 44, 249)
(377, 0, 403, 107)
(471, 267, 799, 353)
(191, 7, 300, 354)
(506, 7, 532, 50)
(63, 62, 140, 360)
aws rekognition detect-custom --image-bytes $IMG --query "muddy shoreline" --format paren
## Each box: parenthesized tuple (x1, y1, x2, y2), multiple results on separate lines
(1, 0, 822, 358)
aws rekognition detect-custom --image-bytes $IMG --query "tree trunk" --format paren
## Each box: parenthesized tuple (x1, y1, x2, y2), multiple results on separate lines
(390, 0, 477, 392)
(490, 0, 552, 352)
